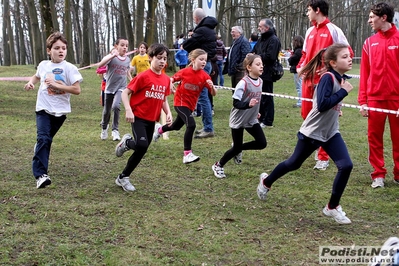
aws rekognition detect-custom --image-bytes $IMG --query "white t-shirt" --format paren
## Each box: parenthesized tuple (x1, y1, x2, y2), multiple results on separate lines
(35, 60, 83, 116)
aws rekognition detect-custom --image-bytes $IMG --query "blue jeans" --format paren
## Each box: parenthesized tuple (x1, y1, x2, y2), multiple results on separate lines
(33, 110, 66, 178)
(197, 61, 213, 132)
(294, 73, 302, 106)
(216, 60, 224, 86)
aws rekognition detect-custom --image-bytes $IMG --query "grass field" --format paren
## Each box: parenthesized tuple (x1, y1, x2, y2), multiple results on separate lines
(0, 64, 398, 265)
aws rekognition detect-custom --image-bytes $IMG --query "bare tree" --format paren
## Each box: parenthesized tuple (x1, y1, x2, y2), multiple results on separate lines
(2, 0, 11, 66)
(64, 0, 75, 63)
(80, 0, 91, 67)
(26, 0, 44, 66)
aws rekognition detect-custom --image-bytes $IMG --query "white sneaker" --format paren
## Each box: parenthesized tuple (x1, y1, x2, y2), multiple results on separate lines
(112, 130, 121, 141)
(115, 134, 132, 157)
(115, 175, 136, 192)
(212, 162, 226, 178)
(100, 129, 108, 140)
(322, 205, 351, 224)
(183, 152, 200, 164)
(153, 123, 162, 142)
(257, 173, 270, 200)
(36, 174, 51, 189)
(314, 160, 329, 170)
(260, 123, 266, 128)
(371, 177, 384, 188)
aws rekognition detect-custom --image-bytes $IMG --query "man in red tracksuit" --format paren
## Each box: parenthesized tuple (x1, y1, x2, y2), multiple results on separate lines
(297, 0, 353, 170)
(358, 2, 399, 189)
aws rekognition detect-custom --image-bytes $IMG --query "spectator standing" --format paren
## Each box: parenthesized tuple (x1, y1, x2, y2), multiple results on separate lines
(215, 36, 227, 86)
(249, 32, 258, 51)
(288, 35, 304, 108)
(252, 19, 281, 128)
(297, 0, 353, 170)
(182, 8, 218, 138)
(175, 44, 189, 69)
(223, 26, 252, 88)
(358, 2, 399, 188)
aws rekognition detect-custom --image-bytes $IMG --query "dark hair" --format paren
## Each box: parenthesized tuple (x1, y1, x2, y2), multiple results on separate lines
(292, 35, 304, 49)
(138, 41, 149, 50)
(299, 43, 349, 82)
(307, 0, 329, 16)
(250, 32, 259, 42)
(115, 37, 128, 45)
(148, 43, 169, 57)
(46, 31, 67, 49)
(243, 54, 262, 75)
(370, 2, 394, 23)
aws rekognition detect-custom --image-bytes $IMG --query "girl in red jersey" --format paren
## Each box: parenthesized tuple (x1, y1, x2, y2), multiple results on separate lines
(153, 49, 217, 164)
(113, 43, 173, 192)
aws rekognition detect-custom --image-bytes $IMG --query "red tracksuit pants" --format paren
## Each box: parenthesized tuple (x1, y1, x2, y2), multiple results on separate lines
(367, 100, 399, 180)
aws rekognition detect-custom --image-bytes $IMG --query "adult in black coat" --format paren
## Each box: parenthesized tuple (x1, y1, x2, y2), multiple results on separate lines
(182, 8, 218, 138)
(252, 18, 281, 128)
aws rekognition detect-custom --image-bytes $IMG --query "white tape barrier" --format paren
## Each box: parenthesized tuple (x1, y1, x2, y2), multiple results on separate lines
(214, 85, 399, 116)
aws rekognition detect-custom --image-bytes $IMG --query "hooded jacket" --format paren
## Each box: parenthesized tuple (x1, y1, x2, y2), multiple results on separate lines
(183, 16, 218, 60)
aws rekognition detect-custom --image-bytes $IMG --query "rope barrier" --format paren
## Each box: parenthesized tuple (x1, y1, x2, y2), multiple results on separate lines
(214, 85, 399, 116)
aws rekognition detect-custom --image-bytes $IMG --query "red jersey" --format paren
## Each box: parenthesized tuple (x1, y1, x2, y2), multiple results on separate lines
(298, 18, 353, 84)
(358, 24, 399, 105)
(172, 67, 212, 111)
(126, 69, 171, 122)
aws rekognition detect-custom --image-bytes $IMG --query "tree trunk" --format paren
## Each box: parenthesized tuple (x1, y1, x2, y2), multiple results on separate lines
(2, 0, 11, 66)
(80, 0, 91, 67)
(64, 0, 75, 63)
(145, 0, 158, 45)
(26, 0, 44, 66)
(120, 0, 135, 50)
(39, 0, 54, 37)
(15, 0, 27, 65)
(136, 0, 145, 44)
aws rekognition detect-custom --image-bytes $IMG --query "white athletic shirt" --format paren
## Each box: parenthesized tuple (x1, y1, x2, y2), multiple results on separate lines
(35, 60, 83, 116)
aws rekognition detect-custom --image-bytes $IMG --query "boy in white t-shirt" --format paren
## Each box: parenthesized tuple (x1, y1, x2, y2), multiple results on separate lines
(24, 32, 83, 189)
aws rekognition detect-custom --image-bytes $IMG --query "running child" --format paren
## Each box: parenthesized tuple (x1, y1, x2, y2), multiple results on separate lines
(24, 31, 83, 189)
(97, 37, 132, 141)
(114, 43, 172, 192)
(152, 49, 217, 164)
(256, 43, 354, 224)
(212, 54, 266, 178)
(130, 42, 150, 76)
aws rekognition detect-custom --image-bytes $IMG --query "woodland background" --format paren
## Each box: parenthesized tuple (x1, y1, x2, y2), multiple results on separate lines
(0, 0, 396, 68)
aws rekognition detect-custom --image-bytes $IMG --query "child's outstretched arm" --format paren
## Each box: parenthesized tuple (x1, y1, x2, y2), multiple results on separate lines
(121, 88, 135, 123)
(97, 50, 118, 68)
(24, 75, 40, 91)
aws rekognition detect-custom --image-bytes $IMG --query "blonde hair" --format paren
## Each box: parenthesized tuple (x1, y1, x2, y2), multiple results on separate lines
(188, 49, 207, 67)
(243, 54, 261, 75)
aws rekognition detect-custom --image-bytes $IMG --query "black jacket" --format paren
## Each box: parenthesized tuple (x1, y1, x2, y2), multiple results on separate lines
(252, 30, 281, 81)
(224, 35, 251, 76)
(288, 47, 302, 73)
(183, 16, 218, 60)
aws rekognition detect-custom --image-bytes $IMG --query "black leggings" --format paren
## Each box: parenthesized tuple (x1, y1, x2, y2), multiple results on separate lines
(162, 106, 196, 151)
(219, 123, 267, 166)
(122, 118, 154, 176)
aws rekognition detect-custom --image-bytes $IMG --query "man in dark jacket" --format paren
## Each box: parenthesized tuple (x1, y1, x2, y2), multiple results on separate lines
(252, 18, 281, 128)
(224, 26, 252, 88)
(183, 8, 218, 138)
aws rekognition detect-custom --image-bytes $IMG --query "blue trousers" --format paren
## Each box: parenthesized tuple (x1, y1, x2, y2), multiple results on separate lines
(33, 110, 66, 178)
(264, 132, 353, 209)
(197, 61, 213, 132)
